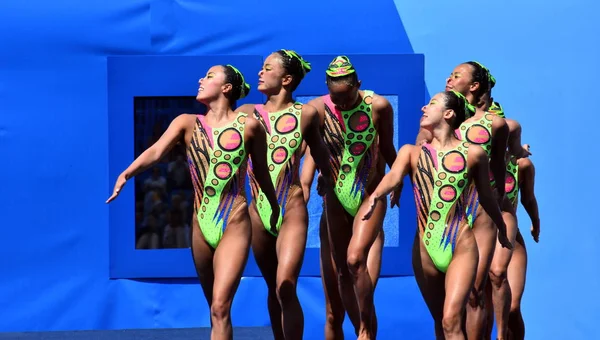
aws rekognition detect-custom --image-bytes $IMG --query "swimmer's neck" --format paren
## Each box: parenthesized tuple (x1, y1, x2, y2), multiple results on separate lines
(427, 125, 459, 150)
(264, 91, 295, 112)
(206, 98, 234, 124)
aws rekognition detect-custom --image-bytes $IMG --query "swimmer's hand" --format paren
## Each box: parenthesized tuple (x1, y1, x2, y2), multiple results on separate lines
(270, 206, 280, 232)
(362, 194, 381, 221)
(515, 144, 532, 158)
(106, 173, 128, 203)
(316, 173, 326, 196)
(497, 222, 513, 249)
(531, 219, 540, 243)
(390, 182, 403, 208)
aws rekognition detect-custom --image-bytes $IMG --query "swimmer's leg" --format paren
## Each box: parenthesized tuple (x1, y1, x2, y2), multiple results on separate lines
(484, 279, 494, 340)
(249, 205, 284, 340)
(443, 228, 479, 340)
(489, 200, 519, 340)
(466, 207, 497, 340)
(320, 211, 346, 340)
(507, 230, 527, 340)
(211, 206, 252, 340)
(347, 196, 387, 339)
(324, 195, 361, 334)
(274, 191, 308, 340)
(412, 234, 445, 338)
(190, 222, 216, 324)
(367, 229, 384, 338)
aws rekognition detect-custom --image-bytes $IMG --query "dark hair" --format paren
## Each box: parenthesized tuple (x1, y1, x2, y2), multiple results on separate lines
(326, 72, 358, 87)
(443, 91, 475, 129)
(275, 50, 311, 91)
(464, 61, 492, 106)
(223, 65, 250, 104)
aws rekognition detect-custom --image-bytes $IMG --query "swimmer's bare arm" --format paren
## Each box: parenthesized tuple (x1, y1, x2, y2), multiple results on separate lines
(106, 114, 193, 203)
(300, 147, 316, 202)
(415, 128, 433, 146)
(303, 104, 335, 193)
(468, 145, 513, 249)
(299, 98, 326, 201)
(373, 95, 397, 168)
(490, 116, 510, 200)
(235, 103, 256, 114)
(362, 144, 414, 220)
(246, 116, 280, 229)
(518, 158, 540, 243)
(505, 118, 531, 159)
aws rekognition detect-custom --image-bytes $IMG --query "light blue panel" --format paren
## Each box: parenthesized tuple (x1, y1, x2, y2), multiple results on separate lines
(296, 95, 400, 248)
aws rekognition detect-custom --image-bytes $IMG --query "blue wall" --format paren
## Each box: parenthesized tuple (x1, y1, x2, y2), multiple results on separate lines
(0, 0, 598, 339)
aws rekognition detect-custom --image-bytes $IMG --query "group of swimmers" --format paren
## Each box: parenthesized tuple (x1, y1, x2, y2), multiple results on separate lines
(106, 50, 541, 340)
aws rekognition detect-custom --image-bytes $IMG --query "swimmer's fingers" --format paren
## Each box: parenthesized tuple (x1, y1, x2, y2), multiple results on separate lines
(498, 231, 513, 250)
(390, 185, 402, 208)
(106, 177, 127, 203)
(531, 224, 540, 243)
(362, 196, 378, 221)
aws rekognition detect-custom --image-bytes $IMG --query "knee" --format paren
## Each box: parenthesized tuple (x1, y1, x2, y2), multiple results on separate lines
(276, 278, 297, 306)
(489, 266, 508, 288)
(210, 298, 232, 323)
(442, 309, 462, 335)
(468, 289, 484, 309)
(510, 300, 521, 314)
(325, 309, 344, 328)
(346, 249, 367, 277)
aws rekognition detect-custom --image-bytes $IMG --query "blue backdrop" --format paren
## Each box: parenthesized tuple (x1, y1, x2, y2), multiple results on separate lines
(0, 0, 598, 339)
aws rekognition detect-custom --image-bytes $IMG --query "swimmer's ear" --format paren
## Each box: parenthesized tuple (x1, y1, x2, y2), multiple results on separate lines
(222, 83, 233, 96)
(282, 74, 293, 87)
(444, 108, 455, 120)
(356, 80, 362, 89)
(469, 81, 480, 94)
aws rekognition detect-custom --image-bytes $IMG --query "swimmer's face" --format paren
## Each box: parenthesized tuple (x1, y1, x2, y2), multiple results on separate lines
(196, 66, 228, 103)
(327, 81, 360, 111)
(445, 64, 473, 95)
(420, 93, 453, 128)
(257, 54, 288, 95)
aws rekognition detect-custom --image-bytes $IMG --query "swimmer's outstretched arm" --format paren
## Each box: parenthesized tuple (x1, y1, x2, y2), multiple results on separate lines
(362, 144, 414, 220)
(246, 116, 281, 230)
(468, 145, 513, 249)
(519, 159, 540, 242)
(106, 114, 191, 203)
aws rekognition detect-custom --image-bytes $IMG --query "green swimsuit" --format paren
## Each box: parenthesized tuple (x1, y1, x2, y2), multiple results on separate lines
(187, 112, 249, 248)
(322, 90, 379, 216)
(248, 103, 304, 236)
(413, 142, 471, 273)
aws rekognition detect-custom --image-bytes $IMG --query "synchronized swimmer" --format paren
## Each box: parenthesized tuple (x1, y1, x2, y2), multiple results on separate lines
(107, 54, 538, 340)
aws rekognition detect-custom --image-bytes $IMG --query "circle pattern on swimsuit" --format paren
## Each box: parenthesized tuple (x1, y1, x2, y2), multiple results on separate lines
(272, 146, 288, 165)
(364, 95, 373, 105)
(349, 142, 367, 156)
(275, 113, 298, 134)
(505, 173, 516, 193)
(439, 185, 457, 202)
(348, 111, 370, 133)
(442, 151, 467, 173)
(205, 186, 216, 197)
(465, 124, 491, 145)
(218, 128, 243, 151)
(214, 162, 232, 180)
